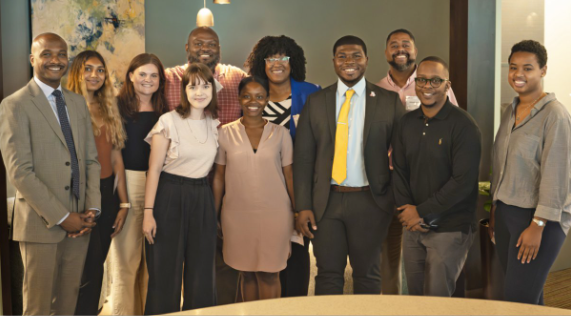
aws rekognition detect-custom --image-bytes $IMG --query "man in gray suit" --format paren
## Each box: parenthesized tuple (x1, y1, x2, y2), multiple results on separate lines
(0, 33, 100, 315)
(294, 35, 405, 294)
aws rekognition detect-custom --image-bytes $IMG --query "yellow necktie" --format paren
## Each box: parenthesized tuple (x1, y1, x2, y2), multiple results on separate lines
(332, 89, 355, 185)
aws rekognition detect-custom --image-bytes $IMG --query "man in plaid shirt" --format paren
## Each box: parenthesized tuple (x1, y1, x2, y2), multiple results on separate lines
(165, 27, 246, 125)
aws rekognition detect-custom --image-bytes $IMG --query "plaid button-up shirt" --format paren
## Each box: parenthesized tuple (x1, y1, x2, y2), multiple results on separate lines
(165, 63, 247, 125)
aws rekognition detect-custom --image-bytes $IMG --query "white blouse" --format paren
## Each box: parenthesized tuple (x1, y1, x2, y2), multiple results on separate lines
(145, 110, 219, 178)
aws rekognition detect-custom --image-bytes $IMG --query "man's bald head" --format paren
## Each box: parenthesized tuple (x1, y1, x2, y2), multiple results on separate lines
(30, 32, 69, 89)
(31, 32, 67, 54)
(185, 27, 221, 72)
(187, 27, 219, 43)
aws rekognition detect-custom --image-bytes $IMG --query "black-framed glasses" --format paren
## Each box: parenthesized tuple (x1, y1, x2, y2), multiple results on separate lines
(414, 77, 449, 88)
(264, 56, 290, 64)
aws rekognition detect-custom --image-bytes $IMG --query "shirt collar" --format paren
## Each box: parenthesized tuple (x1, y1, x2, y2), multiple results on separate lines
(417, 97, 453, 120)
(33, 76, 62, 99)
(386, 65, 417, 89)
(336, 76, 366, 98)
(510, 92, 557, 113)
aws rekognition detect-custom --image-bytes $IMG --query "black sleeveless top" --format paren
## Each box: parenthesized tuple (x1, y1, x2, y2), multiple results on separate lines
(122, 112, 159, 171)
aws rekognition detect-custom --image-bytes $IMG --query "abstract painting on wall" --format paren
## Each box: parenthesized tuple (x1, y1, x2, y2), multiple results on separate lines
(31, 0, 145, 88)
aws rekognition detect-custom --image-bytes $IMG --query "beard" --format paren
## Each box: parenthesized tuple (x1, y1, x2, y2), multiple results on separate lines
(188, 53, 220, 71)
(389, 53, 415, 72)
(421, 101, 438, 108)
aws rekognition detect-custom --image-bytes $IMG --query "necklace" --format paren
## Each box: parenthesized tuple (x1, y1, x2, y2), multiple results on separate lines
(186, 116, 209, 144)
(516, 93, 545, 122)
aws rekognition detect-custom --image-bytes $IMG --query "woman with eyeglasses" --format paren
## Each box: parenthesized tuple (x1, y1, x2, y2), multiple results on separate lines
(244, 35, 320, 297)
(489, 40, 571, 305)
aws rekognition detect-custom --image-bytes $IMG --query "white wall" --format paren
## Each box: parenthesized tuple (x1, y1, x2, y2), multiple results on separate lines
(544, 0, 571, 113)
(544, 0, 571, 272)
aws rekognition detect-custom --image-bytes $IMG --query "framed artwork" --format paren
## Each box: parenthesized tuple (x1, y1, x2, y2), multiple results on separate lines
(30, 0, 145, 88)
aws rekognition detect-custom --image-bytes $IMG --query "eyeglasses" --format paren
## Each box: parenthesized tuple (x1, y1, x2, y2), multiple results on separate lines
(264, 56, 290, 64)
(414, 77, 449, 88)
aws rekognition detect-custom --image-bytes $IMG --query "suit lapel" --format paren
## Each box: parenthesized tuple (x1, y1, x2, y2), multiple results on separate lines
(325, 85, 337, 141)
(28, 80, 67, 147)
(363, 82, 379, 146)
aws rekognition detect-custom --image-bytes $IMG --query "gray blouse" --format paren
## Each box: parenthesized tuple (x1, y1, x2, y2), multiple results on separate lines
(491, 93, 571, 235)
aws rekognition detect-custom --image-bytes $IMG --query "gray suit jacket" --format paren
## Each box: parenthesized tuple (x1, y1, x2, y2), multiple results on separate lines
(293, 81, 405, 222)
(0, 79, 101, 243)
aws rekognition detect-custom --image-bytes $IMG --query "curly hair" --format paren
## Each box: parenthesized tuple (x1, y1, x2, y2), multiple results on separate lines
(67, 50, 126, 149)
(177, 63, 219, 119)
(508, 40, 547, 68)
(244, 35, 307, 82)
(117, 53, 168, 119)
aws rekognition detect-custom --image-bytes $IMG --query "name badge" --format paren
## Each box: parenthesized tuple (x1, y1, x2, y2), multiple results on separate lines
(405, 96, 421, 111)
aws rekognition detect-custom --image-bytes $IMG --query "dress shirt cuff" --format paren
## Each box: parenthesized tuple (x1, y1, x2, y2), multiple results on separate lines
(57, 212, 70, 225)
(88, 208, 102, 219)
(534, 205, 562, 223)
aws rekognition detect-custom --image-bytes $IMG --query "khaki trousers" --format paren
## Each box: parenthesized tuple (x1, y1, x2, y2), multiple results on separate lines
(20, 235, 90, 315)
(108, 170, 148, 315)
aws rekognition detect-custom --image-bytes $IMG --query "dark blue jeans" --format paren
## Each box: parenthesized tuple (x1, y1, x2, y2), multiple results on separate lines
(495, 201, 566, 305)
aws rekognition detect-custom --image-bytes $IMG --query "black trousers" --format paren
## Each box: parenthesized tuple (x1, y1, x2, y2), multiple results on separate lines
(280, 237, 311, 297)
(311, 190, 392, 295)
(495, 201, 566, 305)
(75, 175, 119, 315)
(144, 172, 217, 315)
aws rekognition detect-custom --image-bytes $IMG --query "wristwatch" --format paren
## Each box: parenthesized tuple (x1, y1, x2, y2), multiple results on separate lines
(532, 218, 546, 227)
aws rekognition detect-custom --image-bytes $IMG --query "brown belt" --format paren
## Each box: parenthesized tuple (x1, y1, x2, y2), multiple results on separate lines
(330, 185, 370, 192)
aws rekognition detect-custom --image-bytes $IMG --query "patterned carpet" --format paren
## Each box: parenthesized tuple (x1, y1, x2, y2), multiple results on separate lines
(545, 268, 571, 310)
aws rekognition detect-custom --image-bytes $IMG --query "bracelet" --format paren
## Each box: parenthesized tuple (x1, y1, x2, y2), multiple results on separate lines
(120, 203, 131, 209)
(144, 207, 154, 210)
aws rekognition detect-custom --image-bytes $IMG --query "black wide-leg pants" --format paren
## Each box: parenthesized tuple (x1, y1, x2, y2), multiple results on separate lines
(144, 172, 217, 315)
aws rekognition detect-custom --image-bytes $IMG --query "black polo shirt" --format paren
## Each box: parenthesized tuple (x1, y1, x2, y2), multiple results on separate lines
(392, 100, 482, 232)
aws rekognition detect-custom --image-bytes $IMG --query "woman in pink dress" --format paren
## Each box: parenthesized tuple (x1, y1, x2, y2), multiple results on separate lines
(212, 76, 295, 302)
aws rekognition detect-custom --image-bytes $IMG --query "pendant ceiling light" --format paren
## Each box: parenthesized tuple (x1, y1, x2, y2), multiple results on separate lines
(214, 0, 230, 3)
(196, 0, 214, 27)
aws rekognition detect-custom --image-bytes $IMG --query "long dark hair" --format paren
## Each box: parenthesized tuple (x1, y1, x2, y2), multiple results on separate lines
(67, 50, 126, 148)
(177, 63, 219, 119)
(117, 53, 168, 119)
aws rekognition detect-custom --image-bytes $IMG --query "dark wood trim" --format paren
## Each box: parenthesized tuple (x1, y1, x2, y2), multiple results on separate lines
(450, 0, 469, 110)
(0, 0, 14, 313)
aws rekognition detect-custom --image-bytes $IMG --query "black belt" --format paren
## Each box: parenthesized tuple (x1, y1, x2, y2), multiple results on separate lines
(330, 185, 370, 192)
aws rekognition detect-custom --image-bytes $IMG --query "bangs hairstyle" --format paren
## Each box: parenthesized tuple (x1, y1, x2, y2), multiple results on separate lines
(117, 53, 168, 119)
(238, 76, 270, 97)
(333, 35, 367, 56)
(508, 40, 548, 68)
(67, 50, 126, 149)
(244, 35, 307, 82)
(177, 63, 219, 119)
